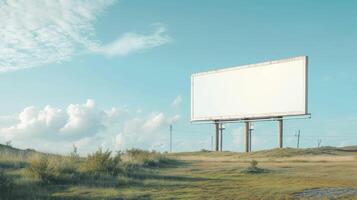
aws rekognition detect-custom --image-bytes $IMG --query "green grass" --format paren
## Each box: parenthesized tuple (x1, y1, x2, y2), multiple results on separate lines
(1, 144, 357, 199)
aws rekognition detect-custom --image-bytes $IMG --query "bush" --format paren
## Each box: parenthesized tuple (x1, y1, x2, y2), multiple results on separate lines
(53, 146, 81, 175)
(120, 162, 143, 177)
(50, 157, 78, 175)
(126, 149, 151, 162)
(0, 170, 14, 199)
(80, 148, 121, 176)
(250, 160, 258, 168)
(26, 155, 56, 183)
(126, 149, 173, 168)
(242, 160, 269, 174)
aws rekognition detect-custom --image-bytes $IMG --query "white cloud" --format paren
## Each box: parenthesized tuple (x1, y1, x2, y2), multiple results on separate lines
(115, 112, 172, 151)
(0, 99, 181, 154)
(0, 0, 112, 72)
(94, 25, 171, 57)
(0, 99, 104, 141)
(0, 0, 171, 72)
(0, 114, 17, 127)
(59, 99, 105, 139)
(143, 113, 165, 132)
(167, 114, 181, 124)
(171, 95, 182, 108)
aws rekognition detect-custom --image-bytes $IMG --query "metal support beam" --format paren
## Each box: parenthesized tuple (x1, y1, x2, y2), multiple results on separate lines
(245, 121, 250, 153)
(219, 124, 223, 151)
(278, 119, 283, 148)
(249, 127, 252, 152)
(215, 122, 219, 151)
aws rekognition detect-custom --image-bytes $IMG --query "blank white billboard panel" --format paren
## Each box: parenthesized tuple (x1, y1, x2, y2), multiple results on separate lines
(191, 56, 308, 121)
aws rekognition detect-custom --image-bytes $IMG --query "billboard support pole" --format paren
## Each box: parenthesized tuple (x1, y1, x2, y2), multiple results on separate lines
(249, 124, 252, 152)
(278, 118, 283, 148)
(215, 122, 219, 151)
(249, 123, 253, 152)
(219, 123, 225, 151)
(245, 121, 250, 153)
(219, 123, 223, 151)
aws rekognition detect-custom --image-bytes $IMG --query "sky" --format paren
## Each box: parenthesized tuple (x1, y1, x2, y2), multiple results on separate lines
(0, 0, 356, 155)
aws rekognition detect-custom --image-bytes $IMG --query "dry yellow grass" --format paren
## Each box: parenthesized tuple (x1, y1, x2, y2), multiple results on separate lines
(1, 145, 357, 199)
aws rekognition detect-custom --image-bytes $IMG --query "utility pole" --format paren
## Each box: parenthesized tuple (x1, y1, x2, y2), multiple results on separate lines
(211, 135, 214, 151)
(169, 124, 173, 153)
(317, 139, 322, 148)
(295, 130, 301, 148)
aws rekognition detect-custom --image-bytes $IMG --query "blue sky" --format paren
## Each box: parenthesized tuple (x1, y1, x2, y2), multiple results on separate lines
(0, 0, 356, 154)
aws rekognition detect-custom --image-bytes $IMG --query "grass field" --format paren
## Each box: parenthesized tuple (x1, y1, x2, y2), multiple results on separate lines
(1, 144, 357, 200)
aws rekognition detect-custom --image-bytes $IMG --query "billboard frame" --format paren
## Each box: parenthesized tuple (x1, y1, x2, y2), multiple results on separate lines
(190, 56, 309, 123)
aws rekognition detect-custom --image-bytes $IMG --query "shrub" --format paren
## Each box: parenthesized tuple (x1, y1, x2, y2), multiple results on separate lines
(0, 170, 14, 199)
(242, 160, 270, 174)
(80, 148, 121, 176)
(126, 149, 173, 168)
(26, 155, 56, 183)
(120, 162, 142, 177)
(250, 160, 258, 168)
(54, 145, 81, 175)
(50, 157, 77, 175)
(126, 149, 151, 162)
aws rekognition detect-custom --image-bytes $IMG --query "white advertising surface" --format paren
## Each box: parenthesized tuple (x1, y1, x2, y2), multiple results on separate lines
(191, 56, 308, 122)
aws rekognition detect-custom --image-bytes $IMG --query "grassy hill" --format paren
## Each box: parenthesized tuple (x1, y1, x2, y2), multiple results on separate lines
(0, 143, 38, 156)
(1, 145, 357, 199)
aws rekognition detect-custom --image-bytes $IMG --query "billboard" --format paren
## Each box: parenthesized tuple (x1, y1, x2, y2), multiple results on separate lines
(191, 56, 308, 122)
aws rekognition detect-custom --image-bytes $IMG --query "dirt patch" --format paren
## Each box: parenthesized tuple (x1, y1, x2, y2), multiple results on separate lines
(293, 188, 357, 199)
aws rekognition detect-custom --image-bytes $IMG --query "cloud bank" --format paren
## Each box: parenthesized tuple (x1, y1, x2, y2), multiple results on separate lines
(0, 0, 171, 72)
(0, 99, 180, 154)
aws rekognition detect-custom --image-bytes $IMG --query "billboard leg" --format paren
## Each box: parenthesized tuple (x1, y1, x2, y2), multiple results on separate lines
(220, 124, 223, 151)
(278, 119, 283, 148)
(249, 127, 252, 152)
(215, 123, 219, 151)
(245, 122, 250, 153)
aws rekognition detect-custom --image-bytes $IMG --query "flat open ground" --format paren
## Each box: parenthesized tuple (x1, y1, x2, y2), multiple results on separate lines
(1, 146, 357, 199)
